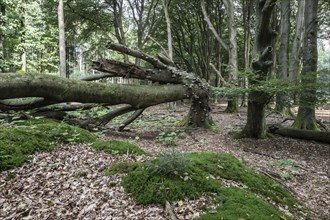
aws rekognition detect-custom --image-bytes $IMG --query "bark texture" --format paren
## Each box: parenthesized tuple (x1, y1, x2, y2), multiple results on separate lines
(292, 0, 319, 130)
(58, 0, 67, 77)
(269, 125, 330, 144)
(275, 0, 290, 114)
(0, 42, 213, 129)
(241, 0, 277, 139)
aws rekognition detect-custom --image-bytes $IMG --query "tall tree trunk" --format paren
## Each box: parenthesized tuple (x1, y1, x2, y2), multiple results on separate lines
(112, 0, 129, 62)
(289, 0, 305, 104)
(20, 1, 26, 72)
(241, 0, 277, 139)
(241, 0, 253, 107)
(275, 0, 290, 114)
(292, 0, 319, 130)
(58, 0, 67, 78)
(162, 0, 173, 60)
(0, 3, 5, 72)
(223, 0, 239, 113)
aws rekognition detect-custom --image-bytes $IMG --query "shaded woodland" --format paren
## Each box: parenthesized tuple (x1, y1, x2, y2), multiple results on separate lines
(0, 0, 330, 219)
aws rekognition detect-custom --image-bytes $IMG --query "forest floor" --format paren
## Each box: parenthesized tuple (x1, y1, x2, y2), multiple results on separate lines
(0, 103, 329, 219)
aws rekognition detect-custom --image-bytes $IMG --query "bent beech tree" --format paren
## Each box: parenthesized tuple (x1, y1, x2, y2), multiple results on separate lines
(0, 42, 213, 130)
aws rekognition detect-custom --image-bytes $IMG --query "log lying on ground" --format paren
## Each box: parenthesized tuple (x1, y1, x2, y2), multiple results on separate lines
(268, 125, 330, 144)
(0, 42, 213, 129)
(0, 73, 187, 108)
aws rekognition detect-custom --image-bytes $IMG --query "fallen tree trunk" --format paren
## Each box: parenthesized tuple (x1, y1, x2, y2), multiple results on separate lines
(0, 42, 214, 129)
(0, 73, 187, 108)
(268, 125, 330, 144)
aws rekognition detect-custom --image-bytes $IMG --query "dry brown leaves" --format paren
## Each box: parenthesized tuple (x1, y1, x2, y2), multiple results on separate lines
(1, 104, 329, 219)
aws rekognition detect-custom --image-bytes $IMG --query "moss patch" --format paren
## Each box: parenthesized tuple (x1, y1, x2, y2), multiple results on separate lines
(121, 152, 298, 219)
(105, 161, 142, 176)
(0, 119, 96, 170)
(91, 140, 145, 155)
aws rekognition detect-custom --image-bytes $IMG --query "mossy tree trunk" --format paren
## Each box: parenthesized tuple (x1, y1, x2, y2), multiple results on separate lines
(292, 0, 319, 131)
(241, 0, 277, 139)
(0, 42, 213, 129)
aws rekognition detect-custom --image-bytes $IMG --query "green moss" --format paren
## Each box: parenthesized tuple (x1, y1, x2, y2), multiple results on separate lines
(198, 188, 287, 220)
(0, 118, 97, 170)
(121, 152, 298, 218)
(91, 140, 145, 155)
(105, 161, 142, 176)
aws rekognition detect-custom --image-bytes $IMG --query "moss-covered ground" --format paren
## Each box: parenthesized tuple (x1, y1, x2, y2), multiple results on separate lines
(108, 152, 299, 219)
(0, 119, 96, 170)
(0, 119, 144, 171)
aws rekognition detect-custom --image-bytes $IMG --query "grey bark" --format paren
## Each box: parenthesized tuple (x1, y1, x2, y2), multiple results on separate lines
(58, 0, 67, 77)
(292, 0, 319, 130)
(289, 0, 305, 104)
(162, 0, 173, 60)
(241, 0, 277, 139)
(275, 0, 290, 114)
(0, 3, 5, 72)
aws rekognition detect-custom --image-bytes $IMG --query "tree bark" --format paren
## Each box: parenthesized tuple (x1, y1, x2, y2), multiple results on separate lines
(0, 73, 187, 109)
(0, 3, 5, 72)
(58, 0, 67, 77)
(162, 0, 173, 60)
(275, 0, 290, 114)
(289, 0, 305, 104)
(292, 0, 319, 131)
(269, 125, 330, 144)
(241, 0, 277, 139)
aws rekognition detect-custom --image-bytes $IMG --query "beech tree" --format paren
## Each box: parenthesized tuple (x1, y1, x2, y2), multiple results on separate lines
(292, 0, 319, 130)
(58, 0, 66, 77)
(241, 0, 278, 138)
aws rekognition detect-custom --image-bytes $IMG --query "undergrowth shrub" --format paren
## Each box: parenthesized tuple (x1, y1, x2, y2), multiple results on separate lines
(145, 148, 189, 177)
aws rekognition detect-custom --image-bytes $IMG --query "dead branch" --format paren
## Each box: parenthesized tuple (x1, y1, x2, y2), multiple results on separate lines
(106, 42, 167, 69)
(201, 0, 229, 52)
(80, 73, 115, 81)
(118, 108, 145, 131)
(209, 62, 229, 86)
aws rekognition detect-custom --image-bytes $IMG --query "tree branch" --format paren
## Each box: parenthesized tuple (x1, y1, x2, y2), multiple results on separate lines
(118, 108, 145, 131)
(106, 42, 167, 69)
(201, 0, 229, 52)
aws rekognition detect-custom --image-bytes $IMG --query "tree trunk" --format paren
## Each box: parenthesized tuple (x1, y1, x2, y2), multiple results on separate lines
(0, 73, 187, 108)
(269, 125, 330, 144)
(275, 0, 290, 114)
(0, 3, 5, 72)
(289, 0, 305, 104)
(0, 42, 213, 129)
(241, 0, 277, 139)
(223, 0, 239, 113)
(112, 0, 129, 62)
(292, 0, 319, 131)
(58, 0, 67, 77)
(163, 0, 173, 60)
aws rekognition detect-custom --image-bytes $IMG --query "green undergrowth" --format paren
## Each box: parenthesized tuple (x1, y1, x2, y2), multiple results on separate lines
(0, 118, 97, 171)
(105, 161, 142, 176)
(114, 152, 300, 219)
(91, 140, 145, 155)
